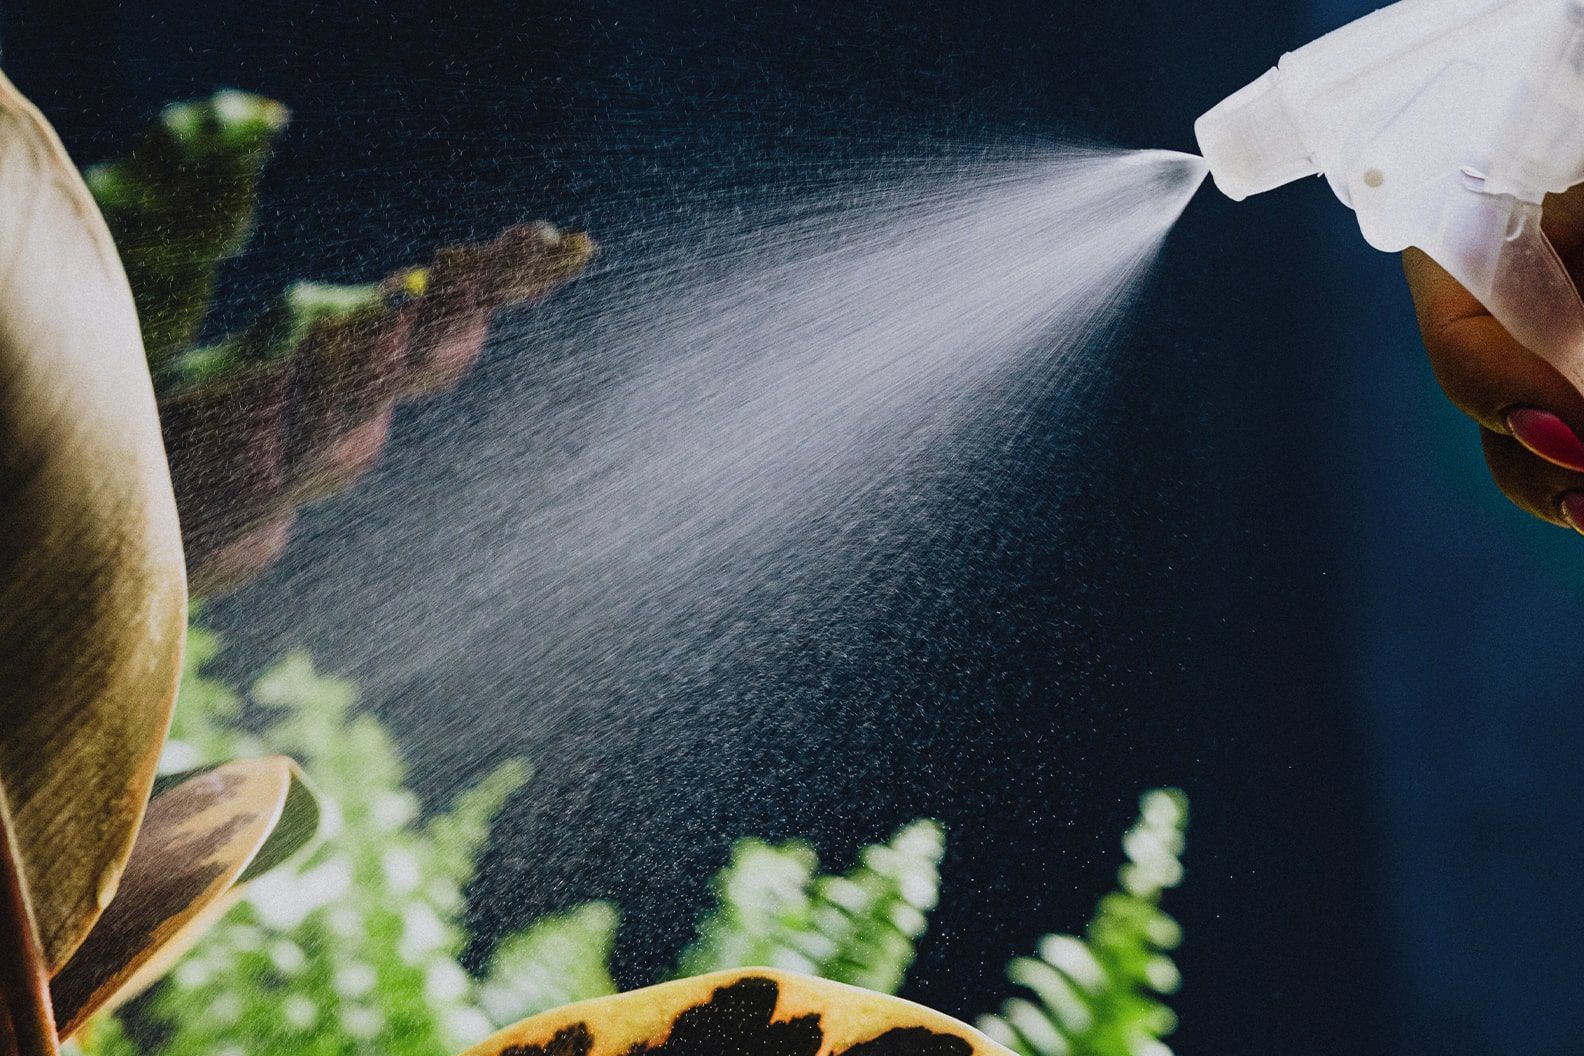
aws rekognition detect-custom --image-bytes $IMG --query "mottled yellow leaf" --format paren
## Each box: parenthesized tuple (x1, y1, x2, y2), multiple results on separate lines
(50, 757, 319, 1037)
(462, 969, 1014, 1056)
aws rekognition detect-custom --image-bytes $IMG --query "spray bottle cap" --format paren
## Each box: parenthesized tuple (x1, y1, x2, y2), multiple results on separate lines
(1193, 69, 1319, 202)
(1192, 0, 1584, 390)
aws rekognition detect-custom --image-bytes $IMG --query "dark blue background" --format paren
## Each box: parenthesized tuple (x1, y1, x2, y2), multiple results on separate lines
(6, 1, 1581, 1052)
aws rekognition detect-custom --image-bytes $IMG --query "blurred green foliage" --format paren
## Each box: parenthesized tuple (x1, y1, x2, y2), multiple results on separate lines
(473, 903, 619, 1028)
(76, 623, 1186, 1056)
(977, 790, 1189, 1056)
(676, 821, 943, 992)
(87, 90, 289, 376)
(84, 92, 409, 397)
(136, 629, 552, 1056)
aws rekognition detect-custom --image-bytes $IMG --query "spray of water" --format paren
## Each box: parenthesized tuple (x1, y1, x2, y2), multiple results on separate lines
(221, 144, 1205, 757)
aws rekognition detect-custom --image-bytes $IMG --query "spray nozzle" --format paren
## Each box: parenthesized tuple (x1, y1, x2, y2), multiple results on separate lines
(1195, 0, 1584, 388)
(1195, 70, 1317, 202)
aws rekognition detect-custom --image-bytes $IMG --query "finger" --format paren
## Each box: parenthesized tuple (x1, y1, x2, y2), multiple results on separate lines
(1403, 248, 1584, 444)
(1543, 182, 1584, 257)
(1481, 427, 1584, 529)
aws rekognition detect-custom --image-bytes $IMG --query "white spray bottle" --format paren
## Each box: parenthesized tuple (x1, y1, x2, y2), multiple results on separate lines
(1194, 0, 1584, 388)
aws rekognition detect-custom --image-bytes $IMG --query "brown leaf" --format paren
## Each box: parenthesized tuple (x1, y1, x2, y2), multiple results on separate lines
(399, 221, 596, 396)
(164, 222, 594, 596)
(461, 970, 1013, 1056)
(0, 67, 187, 980)
(49, 757, 319, 1038)
(281, 298, 407, 502)
(159, 362, 294, 592)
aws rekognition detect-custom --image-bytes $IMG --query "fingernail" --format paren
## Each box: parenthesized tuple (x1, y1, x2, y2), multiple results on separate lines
(1507, 407, 1584, 472)
(1561, 492, 1584, 537)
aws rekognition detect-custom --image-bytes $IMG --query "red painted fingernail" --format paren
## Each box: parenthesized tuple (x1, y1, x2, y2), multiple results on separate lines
(1507, 407, 1584, 472)
(1561, 492, 1584, 537)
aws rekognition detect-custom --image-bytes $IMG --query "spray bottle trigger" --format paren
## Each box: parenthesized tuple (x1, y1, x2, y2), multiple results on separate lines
(1425, 188, 1584, 393)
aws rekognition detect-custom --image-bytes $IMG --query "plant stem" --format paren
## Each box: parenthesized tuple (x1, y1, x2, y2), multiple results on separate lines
(0, 799, 60, 1056)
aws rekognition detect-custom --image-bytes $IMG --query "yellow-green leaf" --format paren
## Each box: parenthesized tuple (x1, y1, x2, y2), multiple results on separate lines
(461, 969, 1015, 1056)
(0, 67, 187, 974)
(49, 757, 319, 1037)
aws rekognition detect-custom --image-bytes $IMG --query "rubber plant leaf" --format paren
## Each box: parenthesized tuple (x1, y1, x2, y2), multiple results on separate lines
(461, 969, 1016, 1056)
(0, 62, 187, 999)
(49, 757, 320, 1039)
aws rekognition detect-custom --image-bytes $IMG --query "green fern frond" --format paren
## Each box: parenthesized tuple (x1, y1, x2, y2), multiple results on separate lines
(426, 759, 533, 890)
(140, 621, 536, 1056)
(676, 819, 944, 995)
(977, 790, 1188, 1056)
(676, 838, 821, 978)
(477, 902, 620, 1026)
(135, 618, 1195, 1056)
(813, 819, 944, 993)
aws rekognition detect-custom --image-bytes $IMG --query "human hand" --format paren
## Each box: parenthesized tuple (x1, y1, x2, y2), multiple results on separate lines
(1403, 184, 1584, 535)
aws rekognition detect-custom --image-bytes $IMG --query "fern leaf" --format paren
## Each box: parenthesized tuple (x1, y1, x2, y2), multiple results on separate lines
(426, 760, 533, 890)
(977, 790, 1188, 1056)
(676, 838, 821, 978)
(144, 622, 541, 1056)
(813, 820, 944, 993)
(677, 819, 944, 995)
(477, 902, 620, 1027)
